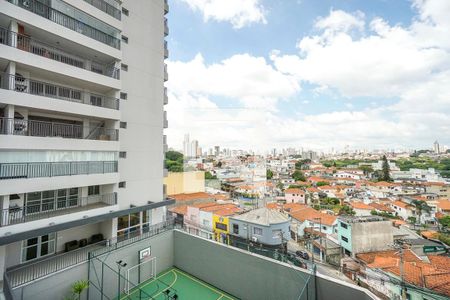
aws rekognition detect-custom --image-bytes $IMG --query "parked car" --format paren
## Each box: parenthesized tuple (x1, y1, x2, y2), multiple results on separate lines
(296, 250, 310, 260)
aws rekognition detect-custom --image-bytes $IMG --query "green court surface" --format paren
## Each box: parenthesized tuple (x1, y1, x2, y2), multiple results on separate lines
(122, 268, 239, 300)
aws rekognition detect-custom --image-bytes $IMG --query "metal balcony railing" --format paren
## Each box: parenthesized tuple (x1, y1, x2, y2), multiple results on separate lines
(0, 118, 119, 141)
(0, 27, 120, 79)
(83, 0, 121, 20)
(5, 219, 175, 288)
(6, 0, 121, 49)
(164, 40, 169, 58)
(0, 193, 117, 227)
(0, 161, 118, 180)
(164, 18, 169, 36)
(0, 73, 120, 110)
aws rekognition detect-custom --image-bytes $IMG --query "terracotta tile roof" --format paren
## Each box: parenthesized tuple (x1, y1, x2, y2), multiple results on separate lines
(283, 203, 307, 212)
(306, 187, 321, 193)
(266, 202, 279, 209)
(169, 205, 188, 215)
(436, 199, 450, 211)
(421, 230, 439, 239)
(392, 200, 411, 209)
(285, 188, 305, 194)
(171, 192, 214, 202)
(289, 207, 337, 226)
(350, 202, 373, 210)
(358, 250, 450, 296)
(369, 202, 394, 212)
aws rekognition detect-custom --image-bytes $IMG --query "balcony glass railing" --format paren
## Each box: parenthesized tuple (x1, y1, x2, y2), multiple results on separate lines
(83, 0, 121, 20)
(7, 0, 121, 49)
(0, 193, 117, 227)
(0, 161, 118, 180)
(0, 73, 120, 110)
(0, 27, 120, 79)
(0, 118, 119, 141)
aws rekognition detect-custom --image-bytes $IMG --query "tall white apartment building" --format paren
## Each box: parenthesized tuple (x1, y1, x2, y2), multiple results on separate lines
(0, 0, 170, 290)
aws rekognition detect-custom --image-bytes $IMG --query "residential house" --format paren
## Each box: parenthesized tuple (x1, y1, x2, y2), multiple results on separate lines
(289, 207, 337, 239)
(337, 216, 394, 257)
(284, 188, 306, 204)
(229, 207, 290, 247)
(391, 200, 415, 220)
(357, 250, 450, 299)
(349, 202, 374, 217)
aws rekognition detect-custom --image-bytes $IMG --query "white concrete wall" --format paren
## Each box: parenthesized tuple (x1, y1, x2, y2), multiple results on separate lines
(117, 0, 165, 212)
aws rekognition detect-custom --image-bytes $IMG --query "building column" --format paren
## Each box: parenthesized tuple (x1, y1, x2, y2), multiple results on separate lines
(8, 20, 18, 47)
(82, 119, 90, 139)
(0, 195, 10, 226)
(5, 61, 16, 90)
(80, 186, 88, 206)
(4, 104, 14, 135)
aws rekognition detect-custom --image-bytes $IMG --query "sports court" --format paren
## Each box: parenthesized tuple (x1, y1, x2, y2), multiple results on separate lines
(122, 267, 239, 300)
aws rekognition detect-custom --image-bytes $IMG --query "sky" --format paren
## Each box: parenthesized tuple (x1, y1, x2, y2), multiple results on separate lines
(165, 0, 450, 152)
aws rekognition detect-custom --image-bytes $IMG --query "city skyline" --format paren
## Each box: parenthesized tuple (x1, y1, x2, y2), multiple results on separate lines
(165, 0, 450, 151)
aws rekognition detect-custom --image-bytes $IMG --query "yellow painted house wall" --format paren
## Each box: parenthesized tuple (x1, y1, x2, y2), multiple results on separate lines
(164, 171, 205, 195)
(212, 215, 230, 244)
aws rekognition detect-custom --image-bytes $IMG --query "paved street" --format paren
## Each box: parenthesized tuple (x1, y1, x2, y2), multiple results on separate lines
(287, 240, 354, 283)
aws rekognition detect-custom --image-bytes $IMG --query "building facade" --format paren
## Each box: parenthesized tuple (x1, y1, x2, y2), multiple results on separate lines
(0, 0, 170, 291)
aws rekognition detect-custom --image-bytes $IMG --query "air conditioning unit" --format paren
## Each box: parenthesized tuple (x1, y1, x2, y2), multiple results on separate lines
(251, 236, 258, 242)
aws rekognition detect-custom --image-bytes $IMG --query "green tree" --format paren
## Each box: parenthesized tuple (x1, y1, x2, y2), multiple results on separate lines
(339, 205, 355, 216)
(438, 215, 450, 231)
(205, 171, 217, 180)
(360, 165, 374, 175)
(316, 181, 329, 187)
(266, 169, 274, 180)
(276, 182, 284, 191)
(165, 151, 184, 172)
(380, 155, 392, 181)
(71, 280, 89, 300)
(292, 170, 306, 181)
(411, 200, 431, 224)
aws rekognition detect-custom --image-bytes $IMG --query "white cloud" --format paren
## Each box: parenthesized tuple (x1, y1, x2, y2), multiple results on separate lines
(167, 0, 450, 151)
(179, 0, 266, 28)
(168, 53, 299, 109)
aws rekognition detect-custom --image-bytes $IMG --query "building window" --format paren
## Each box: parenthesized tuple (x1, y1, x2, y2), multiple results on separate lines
(120, 122, 127, 129)
(272, 229, 282, 239)
(216, 222, 227, 231)
(233, 224, 239, 234)
(122, 7, 129, 16)
(88, 185, 100, 196)
(121, 64, 128, 71)
(117, 212, 141, 238)
(121, 35, 128, 44)
(203, 219, 210, 227)
(119, 151, 127, 158)
(253, 227, 263, 235)
(119, 181, 126, 188)
(25, 188, 79, 214)
(322, 226, 327, 231)
(340, 222, 348, 229)
(120, 92, 127, 100)
(342, 236, 349, 243)
(22, 233, 56, 262)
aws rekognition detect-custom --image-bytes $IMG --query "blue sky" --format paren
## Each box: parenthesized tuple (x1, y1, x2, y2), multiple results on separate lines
(165, 0, 450, 152)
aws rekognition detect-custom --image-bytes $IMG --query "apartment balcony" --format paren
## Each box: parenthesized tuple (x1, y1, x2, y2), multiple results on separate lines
(0, 160, 118, 181)
(0, 73, 120, 110)
(164, 64, 168, 81)
(83, 0, 121, 20)
(0, 27, 120, 80)
(0, 118, 118, 141)
(0, 193, 117, 227)
(164, 40, 169, 59)
(4, 219, 174, 289)
(164, 87, 168, 105)
(164, 18, 169, 36)
(6, 0, 121, 49)
(164, 0, 169, 14)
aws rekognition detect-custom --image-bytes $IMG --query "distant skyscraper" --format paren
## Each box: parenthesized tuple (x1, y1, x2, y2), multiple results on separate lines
(183, 134, 190, 157)
(191, 140, 199, 158)
(214, 146, 220, 156)
(433, 140, 440, 154)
